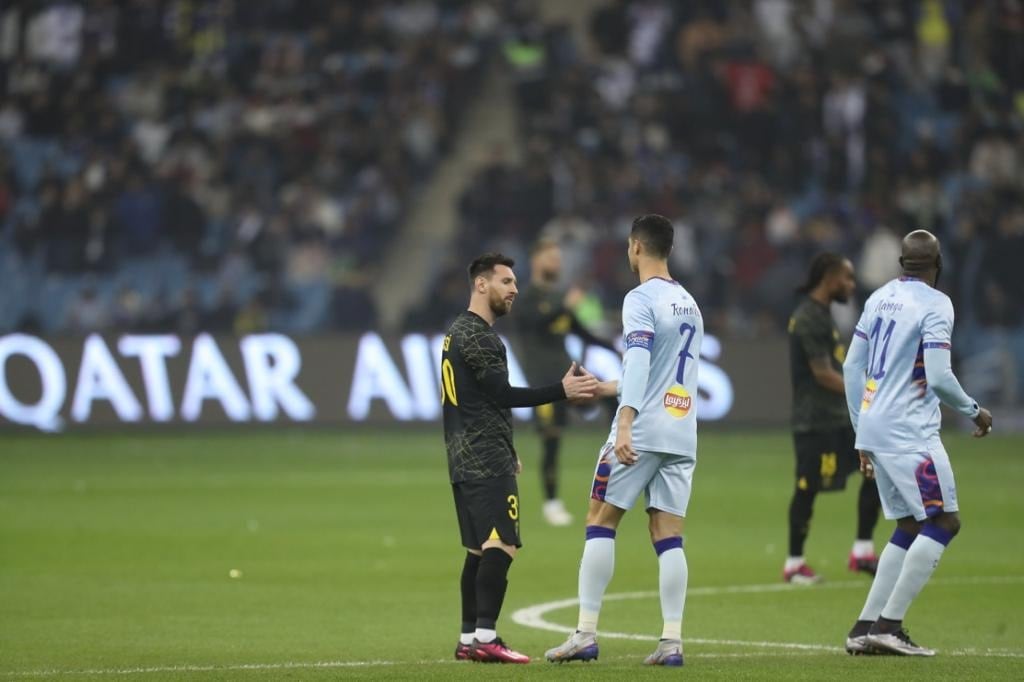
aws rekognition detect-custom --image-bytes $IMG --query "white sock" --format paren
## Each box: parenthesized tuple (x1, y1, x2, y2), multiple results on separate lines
(858, 540, 908, 621)
(852, 539, 875, 558)
(784, 556, 805, 571)
(577, 532, 616, 633)
(658, 545, 687, 640)
(881, 534, 947, 621)
(459, 633, 474, 645)
(474, 627, 496, 643)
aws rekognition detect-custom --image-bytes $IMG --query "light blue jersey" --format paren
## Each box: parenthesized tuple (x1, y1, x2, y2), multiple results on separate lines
(845, 277, 978, 454)
(608, 277, 703, 456)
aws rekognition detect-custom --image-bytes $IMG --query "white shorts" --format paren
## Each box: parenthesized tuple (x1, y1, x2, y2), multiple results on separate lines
(588, 443, 696, 517)
(865, 442, 958, 522)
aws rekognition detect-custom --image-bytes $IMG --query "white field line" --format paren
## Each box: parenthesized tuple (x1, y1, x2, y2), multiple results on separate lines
(0, 660, 453, 678)
(511, 575, 1024, 658)
(0, 652, 835, 677)
(3, 576, 1022, 677)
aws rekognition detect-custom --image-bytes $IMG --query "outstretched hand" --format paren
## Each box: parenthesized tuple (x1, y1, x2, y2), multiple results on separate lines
(562, 362, 599, 401)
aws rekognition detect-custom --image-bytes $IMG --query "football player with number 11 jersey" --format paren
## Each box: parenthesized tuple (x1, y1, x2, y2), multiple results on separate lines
(842, 230, 992, 657)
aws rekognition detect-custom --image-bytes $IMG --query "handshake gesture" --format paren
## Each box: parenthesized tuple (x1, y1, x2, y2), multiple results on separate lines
(561, 362, 600, 402)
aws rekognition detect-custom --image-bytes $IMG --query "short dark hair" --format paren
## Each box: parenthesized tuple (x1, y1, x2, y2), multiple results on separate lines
(468, 252, 515, 284)
(530, 237, 559, 256)
(796, 252, 846, 294)
(630, 214, 674, 259)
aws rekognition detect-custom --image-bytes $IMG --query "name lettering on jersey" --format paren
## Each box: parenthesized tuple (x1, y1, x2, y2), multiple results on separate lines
(442, 335, 451, 352)
(878, 301, 904, 314)
(670, 303, 699, 317)
(663, 384, 693, 418)
(625, 330, 654, 350)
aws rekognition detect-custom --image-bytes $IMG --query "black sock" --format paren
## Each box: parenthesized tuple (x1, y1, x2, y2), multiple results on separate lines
(475, 548, 513, 631)
(849, 619, 874, 637)
(857, 477, 881, 541)
(541, 437, 559, 500)
(460, 552, 481, 635)
(874, 616, 902, 633)
(788, 488, 816, 557)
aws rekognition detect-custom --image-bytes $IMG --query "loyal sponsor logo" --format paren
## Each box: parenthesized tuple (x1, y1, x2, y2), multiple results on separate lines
(663, 384, 692, 418)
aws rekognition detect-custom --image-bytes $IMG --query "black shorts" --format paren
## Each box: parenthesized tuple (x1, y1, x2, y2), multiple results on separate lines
(534, 401, 568, 431)
(793, 427, 859, 493)
(452, 475, 522, 549)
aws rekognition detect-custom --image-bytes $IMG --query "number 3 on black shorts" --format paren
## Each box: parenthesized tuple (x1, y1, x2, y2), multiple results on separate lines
(507, 494, 519, 520)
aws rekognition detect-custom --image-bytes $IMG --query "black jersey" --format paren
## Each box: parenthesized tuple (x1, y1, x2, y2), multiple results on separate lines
(788, 297, 850, 433)
(514, 284, 574, 385)
(441, 311, 518, 482)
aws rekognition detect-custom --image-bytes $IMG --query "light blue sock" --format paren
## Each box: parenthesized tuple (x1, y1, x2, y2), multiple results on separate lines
(577, 526, 616, 633)
(881, 525, 953, 621)
(858, 528, 913, 621)
(654, 537, 687, 640)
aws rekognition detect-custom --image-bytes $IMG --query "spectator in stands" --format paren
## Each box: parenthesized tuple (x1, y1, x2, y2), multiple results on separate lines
(66, 281, 109, 334)
(1, 0, 498, 335)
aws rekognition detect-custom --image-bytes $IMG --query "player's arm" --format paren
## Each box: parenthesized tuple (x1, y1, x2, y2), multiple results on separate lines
(921, 300, 992, 437)
(794, 314, 844, 394)
(842, 323, 870, 432)
(808, 356, 845, 393)
(463, 332, 597, 406)
(479, 372, 566, 407)
(595, 380, 619, 399)
(478, 362, 597, 407)
(460, 331, 560, 407)
(614, 291, 654, 466)
(569, 315, 619, 354)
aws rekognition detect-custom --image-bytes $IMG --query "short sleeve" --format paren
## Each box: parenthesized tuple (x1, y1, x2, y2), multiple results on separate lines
(622, 289, 656, 351)
(921, 295, 954, 350)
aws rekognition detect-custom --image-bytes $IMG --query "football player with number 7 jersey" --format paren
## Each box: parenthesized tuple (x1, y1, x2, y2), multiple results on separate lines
(546, 215, 701, 667)
(842, 230, 993, 657)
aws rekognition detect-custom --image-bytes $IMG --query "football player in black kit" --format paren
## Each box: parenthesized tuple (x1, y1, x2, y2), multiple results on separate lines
(442, 252, 598, 663)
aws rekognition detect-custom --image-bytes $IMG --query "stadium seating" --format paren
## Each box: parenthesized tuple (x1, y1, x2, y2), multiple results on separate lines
(0, 0, 504, 333)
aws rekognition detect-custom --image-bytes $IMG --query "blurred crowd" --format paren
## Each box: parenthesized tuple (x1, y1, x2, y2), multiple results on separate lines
(0, 0, 502, 334)
(428, 0, 1023, 405)
(2, 0, 1022, 404)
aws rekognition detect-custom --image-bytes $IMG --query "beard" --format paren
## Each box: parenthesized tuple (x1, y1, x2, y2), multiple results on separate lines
(489, 293, 512, 317)
(539, 269, 558, 284)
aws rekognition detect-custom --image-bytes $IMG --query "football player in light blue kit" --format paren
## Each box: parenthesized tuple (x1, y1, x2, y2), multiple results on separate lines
(546, 215, 702, 667)
(842, 230, 993, 656)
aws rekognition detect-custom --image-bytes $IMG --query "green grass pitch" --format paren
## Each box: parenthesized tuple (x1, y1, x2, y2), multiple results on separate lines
(1, 428, 1021, 680)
